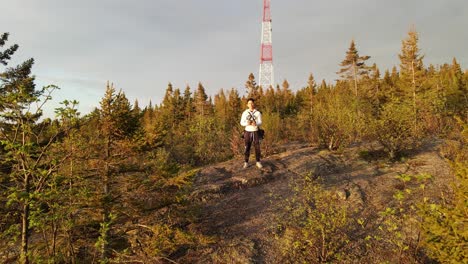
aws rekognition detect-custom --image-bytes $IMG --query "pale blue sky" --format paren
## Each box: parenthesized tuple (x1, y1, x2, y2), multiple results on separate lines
(2, 0, 467, 117)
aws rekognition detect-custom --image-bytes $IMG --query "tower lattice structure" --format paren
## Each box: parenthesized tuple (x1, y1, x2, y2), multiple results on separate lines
(259, 0, 273, 88)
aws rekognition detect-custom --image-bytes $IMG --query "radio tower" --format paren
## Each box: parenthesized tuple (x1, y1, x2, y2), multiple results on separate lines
(259, 0, 273, 88)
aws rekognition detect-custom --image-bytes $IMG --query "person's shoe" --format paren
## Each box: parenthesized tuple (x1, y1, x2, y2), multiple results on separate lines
(256, 162, 263, 169)
(243, 162, 248, 169)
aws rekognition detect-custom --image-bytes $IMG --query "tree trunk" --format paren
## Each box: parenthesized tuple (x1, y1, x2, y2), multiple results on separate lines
(101, 136, 111, 260)
(52, 221, 58, 259)
(411, 60, 417, 126)
(20, 174, 30, 264)
(67, 228, 76, 264)
(353, 61, 358, 97)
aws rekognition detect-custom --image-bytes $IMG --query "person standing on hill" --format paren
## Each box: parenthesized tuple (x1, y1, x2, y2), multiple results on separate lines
(240, 98, 263, 169)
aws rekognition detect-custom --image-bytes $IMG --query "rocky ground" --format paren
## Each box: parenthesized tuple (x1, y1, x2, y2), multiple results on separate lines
(181, 140, 453, 263)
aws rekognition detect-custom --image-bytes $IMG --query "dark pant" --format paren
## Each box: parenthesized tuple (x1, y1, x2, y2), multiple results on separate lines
(244, 131, 261, 162)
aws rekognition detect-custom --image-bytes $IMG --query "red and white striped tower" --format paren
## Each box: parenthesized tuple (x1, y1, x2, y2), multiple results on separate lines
(259, 0, 273, 88)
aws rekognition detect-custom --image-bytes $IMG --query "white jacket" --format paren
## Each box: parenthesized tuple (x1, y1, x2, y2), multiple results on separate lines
(240, 109, 262, 132)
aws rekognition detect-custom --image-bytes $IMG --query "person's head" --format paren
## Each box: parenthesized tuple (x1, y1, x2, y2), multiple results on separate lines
(247, 98, 255, 110)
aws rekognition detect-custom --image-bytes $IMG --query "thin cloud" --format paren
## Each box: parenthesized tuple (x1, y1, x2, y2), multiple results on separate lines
(1, 0, 466, 117)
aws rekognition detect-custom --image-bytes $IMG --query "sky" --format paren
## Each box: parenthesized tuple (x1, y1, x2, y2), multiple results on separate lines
(1, 0, 467, 117)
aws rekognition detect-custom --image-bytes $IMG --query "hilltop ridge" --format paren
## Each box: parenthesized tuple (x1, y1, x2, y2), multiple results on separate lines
(181, 140, 452, 263)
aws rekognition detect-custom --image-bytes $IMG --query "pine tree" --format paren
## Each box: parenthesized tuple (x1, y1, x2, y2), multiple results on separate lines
(301, 73, 317, 113)
(0, 33, 18, 66)
(227, 88, 241, 128)
(307, 73, 318, 93)
(427, 64, 437, 78)
(262, 85, 276, 113)
(162, 82, 174, 109)
(337, 40, 371, 96)
(141, 104, 165, 148)
(172, 88, 184, 122)
(96, 82, 136, 260)
(365, 63, 382, 109)
(97, 83, 116, 259)
(296, 73, 318, 141)
(148, 100, 153, 110)
(183, 85, 194, 119)
(319, 79, 328, 92)
(160, 83, 175, 130)
(0, 33, 76, 264)
(446, 58, 467, 115)
(245, 73, 260, 100)
(133, 99, 141, 116)
(43, 100, 83, 261)
(398, 28, 425, 118)
(214, 89, 228, 131)
(280, 79, 295, 116)
(194, 82, 209, 116)
(391, 66, 399, 82)
(380, 70, 394, 105)
(159, 83, 182, 147)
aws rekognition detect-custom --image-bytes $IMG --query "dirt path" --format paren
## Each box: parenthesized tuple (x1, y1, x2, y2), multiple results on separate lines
(187, 142, 452, 263)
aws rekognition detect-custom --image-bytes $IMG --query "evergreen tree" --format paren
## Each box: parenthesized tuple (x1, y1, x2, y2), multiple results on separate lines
(96, 82, 136, 260)
(245, 73, 260, 100)
(446, 58, 468, 115)
(296, 73, 318, 141)
(280, 79, 295, 116)
(194, 82, 209, 116)
(159, 83, 180, 147)
(337, 40, 371, 96)
(0, 33, 76, 263)
(398, 28, 425, 118)
(391, 66, 399, 82)
(364, 63, 382, 109)
(319, 79, 328, 93)
(132, 99, 141, 117)
(141, 104, 165, 148)
(307, 73, 318, 93)
(162, 82, 174, 109)
(300, 73, 317, 112)
(227, 88, 241, 128)
(42, 100, 83, 262)
(183, 85, 194, 119)
(0, 33, 18, 67)
(160, 83, 175, 131)
(380, 70, 395, 105)
(172, 88, 184, 121)
(148, 100, 153, 110)
(426, 64, 437, 78)
(214, 89, 228, 131)
(383, 69, 392, 85)
(262, 85, 276, 113)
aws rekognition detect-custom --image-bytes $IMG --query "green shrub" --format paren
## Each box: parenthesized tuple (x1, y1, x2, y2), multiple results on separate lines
(419, 117, 467, 263)
(311, 95, 356, 151)
(274, 174, 353, 263)
(372, 99, 422, 159)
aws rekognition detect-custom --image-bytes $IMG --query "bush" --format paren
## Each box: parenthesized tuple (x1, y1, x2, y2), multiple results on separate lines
(274, 174, 354, 263)
(372, 99, 422, 159)
(260, 111, 282, 155)
(419, 117, 467, 263)
(311, 94, 356, 151)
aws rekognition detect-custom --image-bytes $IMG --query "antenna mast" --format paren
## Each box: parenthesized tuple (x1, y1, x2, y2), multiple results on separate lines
(259, 0, 274, 88)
